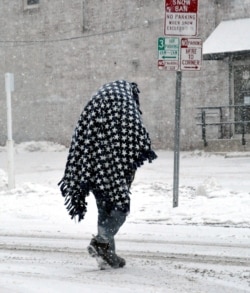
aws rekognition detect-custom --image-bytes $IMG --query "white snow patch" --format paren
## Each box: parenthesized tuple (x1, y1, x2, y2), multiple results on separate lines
(0, 142, 250, 292)
(0, 169, 8, 190)
(0, 141, 67, 153)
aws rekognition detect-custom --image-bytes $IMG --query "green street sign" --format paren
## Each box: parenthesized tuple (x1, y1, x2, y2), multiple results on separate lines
(158, 37, 179, 60)
(158, 37, 180, 71)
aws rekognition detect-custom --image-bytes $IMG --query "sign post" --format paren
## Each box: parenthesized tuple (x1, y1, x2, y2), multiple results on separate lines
(160, 0, 200, 208)
(173, 70, 182, 207)
(5, 73, 15, 189)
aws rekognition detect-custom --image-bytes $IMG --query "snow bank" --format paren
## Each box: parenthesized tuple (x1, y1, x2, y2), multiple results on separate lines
(129, 180, 250, 228)
(0, 141, 67, 153)
(0, 142, 250, 229)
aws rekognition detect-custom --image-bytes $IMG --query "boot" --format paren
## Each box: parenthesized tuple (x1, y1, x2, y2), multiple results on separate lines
(87, 236, 126, 268)
(87, 236, 109, 258)
(105, 251, 126, 268)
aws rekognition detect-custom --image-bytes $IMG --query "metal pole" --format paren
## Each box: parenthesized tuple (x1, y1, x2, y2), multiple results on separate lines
(228, 56, 233, 138)
(5, 73, 15, 189)
(201, 110, 207, 147)
(173, 70, 182, 208)
(6, 90, 13, 140)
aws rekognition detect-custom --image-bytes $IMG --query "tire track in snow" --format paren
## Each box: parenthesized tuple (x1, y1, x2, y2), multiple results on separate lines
(0, 234, 249, 267)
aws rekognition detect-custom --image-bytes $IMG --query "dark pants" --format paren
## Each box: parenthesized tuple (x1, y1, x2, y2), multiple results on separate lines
(95, 199, 127, 253)
(94, 170, 135, 252)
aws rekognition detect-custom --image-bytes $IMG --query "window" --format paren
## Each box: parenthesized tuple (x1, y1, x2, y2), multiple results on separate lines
(28, 0, 39, 4)
(23, 0, 39, 10)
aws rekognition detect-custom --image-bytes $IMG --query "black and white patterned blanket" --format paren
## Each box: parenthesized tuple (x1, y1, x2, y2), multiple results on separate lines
(59, 80, 157, 221)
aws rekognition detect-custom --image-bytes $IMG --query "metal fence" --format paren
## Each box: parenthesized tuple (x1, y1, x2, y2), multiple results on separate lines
(196, 105, 250, 147)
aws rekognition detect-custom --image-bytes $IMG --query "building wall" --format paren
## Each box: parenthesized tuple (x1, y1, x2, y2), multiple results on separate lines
(0, 0, 249, 149)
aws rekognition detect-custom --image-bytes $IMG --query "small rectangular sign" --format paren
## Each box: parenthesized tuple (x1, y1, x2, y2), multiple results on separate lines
(158, 37, 180, 71)
(244, 96, 250, 105)
(158, 60, 179, 71)
(164, 0, 198, 36)
(180, 37, 202, 71)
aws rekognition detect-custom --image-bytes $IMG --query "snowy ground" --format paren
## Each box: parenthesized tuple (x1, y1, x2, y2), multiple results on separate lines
(0, 141, 250, 292)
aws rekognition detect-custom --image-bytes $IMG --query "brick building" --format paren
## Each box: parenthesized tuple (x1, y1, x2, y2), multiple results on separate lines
(0, 0, 250, 150)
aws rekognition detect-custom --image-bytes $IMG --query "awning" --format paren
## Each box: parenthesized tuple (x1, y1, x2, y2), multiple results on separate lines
(203, 18, 250, 60)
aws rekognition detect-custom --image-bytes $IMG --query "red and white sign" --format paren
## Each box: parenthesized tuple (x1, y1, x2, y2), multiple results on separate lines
(164, 0, 198, 36)
(158, 60, 179, 71)
(180, 37, 202, 71)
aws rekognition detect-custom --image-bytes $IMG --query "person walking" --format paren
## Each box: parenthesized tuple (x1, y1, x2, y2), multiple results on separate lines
(59, 80, 157, 269)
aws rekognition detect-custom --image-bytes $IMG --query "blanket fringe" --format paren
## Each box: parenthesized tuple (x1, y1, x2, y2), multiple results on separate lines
(133, 149, 157, 169)
(58, 181, 88, 222)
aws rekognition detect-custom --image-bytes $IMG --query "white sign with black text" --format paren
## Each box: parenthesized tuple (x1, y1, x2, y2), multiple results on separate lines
(180, 37, 202, 71)
(164, 0, 198, 36)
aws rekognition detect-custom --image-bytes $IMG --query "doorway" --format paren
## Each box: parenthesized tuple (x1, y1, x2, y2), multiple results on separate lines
(233, 65, 250, 134)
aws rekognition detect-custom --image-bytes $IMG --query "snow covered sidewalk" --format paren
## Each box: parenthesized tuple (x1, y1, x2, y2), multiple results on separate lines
(0, 142, 250, 230)
(0, 142, 250, 292)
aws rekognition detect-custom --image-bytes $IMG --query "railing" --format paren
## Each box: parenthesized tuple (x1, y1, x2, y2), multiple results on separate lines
(196, 105, 250, 147)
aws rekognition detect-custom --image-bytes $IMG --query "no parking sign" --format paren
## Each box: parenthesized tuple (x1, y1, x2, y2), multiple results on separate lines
(164, 0, 198, 36)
